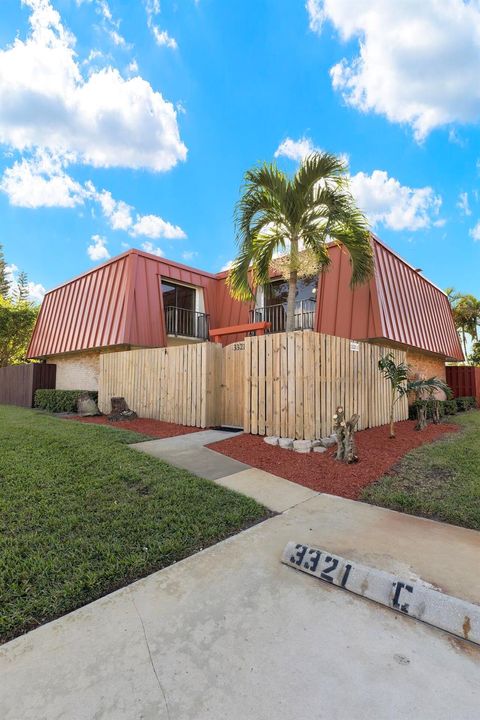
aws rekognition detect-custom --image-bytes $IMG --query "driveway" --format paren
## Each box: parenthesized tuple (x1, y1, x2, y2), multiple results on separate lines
(1, 492, 479, 720)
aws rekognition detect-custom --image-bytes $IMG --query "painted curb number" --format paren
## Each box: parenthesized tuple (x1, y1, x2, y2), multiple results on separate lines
(282, 541, 480, 645)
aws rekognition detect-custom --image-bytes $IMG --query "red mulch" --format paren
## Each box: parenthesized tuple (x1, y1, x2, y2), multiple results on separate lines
(207, 420, 460, 500)
(66, 415, 202, 439)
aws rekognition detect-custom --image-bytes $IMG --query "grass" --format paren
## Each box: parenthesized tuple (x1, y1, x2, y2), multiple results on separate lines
(0, 405, 268, 643)
(361, 410, 480, 530)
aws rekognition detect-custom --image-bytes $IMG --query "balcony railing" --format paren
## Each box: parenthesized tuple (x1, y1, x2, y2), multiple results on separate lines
(249, 300, 316, 334)
(165, 306, 210, 340)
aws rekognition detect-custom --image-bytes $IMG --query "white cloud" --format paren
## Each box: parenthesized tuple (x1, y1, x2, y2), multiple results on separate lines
(274, 136, 349, 167)
(127, 59, 139, 74)
(131, 214, 186, 240)
(0, 165, 187, 241)
(350, 170, 442, 231)
(78, 0, 129, 48)
(457, 192, 471, 216)
(470, 221, 480, 242)
(308, 0, 480, 140)
(145, 0, 178, 50)
(26, 281, 47, 302)
(305, 0, 324, 33)
(220, 260, 233, 272)
(94, 188, 133, 230)
(274, 136, 319, 162)
(141, 241, 164, 257)
(181, 250, 198, 261)
(5, 264, 18, 285)
(0, 151, 85, 208)
(87, 234, 110, 261)
(151, 27, 178, 49)
(0, 0, 186, 172)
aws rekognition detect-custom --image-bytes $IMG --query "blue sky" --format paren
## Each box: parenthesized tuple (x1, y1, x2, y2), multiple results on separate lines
(1, 0, 479, 301)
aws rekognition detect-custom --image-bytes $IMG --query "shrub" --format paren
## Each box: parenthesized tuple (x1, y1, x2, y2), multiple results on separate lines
(409, 399, 447, 421)
(443, 399, 458, 416)
(34, 389, 98, 414)
(455, 396, 477, 412)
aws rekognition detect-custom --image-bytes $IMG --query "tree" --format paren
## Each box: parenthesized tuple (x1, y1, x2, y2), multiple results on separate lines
(378, 353, 410, 439)
(227, 152, 374, 331)
(469, 341, 480, 366)
(0, 296, 39, 367)
(408, 377, 450, 430)
(457, 294, 480, 343)
(16, 271, 29, 302)
(446, 288, 480, 357)
(0, 243, 10, 299)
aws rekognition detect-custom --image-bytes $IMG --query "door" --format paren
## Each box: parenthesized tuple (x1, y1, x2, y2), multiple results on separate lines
(221, 341, 245, 428)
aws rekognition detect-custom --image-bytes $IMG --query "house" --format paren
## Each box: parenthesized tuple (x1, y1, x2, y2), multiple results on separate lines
(27, 235, 463, 391)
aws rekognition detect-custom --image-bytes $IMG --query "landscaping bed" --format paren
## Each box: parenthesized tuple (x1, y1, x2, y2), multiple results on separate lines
(0, 405, 268, 644)
(207, 420, 459, 500)
(67, 415, 202, 439)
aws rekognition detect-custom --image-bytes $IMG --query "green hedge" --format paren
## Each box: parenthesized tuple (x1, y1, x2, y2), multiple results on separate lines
(34, 389, 98, 414)
(455, 396, 477, 412)
(408, 396, 476, 420)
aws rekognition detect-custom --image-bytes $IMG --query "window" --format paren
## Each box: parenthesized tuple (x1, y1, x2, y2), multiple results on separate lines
(264, 276, 317, 307)
(161, 281, 196, 311)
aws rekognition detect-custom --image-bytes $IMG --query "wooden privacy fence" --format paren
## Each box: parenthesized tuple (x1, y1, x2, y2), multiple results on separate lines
(446, 365, 480, 406)
(99, 342, 222, 427)
(0, 363, 56, 408)
(99, 331, 408, 438)
(243, 332, 408, 439)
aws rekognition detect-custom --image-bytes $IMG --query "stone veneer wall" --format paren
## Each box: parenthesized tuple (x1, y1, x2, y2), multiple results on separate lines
(47, 351, 101, 391)
(405, 348, 446, 381)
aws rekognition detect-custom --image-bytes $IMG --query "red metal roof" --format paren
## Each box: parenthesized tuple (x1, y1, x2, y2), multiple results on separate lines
(27, 249, 246, 357)
(315, 237, 463, 361)
(28, 238, 463, 361)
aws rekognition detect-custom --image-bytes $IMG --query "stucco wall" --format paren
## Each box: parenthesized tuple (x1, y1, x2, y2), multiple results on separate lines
(47, 352, 100, 391)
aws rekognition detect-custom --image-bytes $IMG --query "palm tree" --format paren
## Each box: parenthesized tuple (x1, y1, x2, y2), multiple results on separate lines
(227, 153, 374, 331)
(378, 354, 410, 439)
(445, 288, 480, 357)
(408, 376, 450, 429)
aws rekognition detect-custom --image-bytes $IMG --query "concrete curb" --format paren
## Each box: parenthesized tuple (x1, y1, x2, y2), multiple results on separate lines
(282, 540, 480, 645)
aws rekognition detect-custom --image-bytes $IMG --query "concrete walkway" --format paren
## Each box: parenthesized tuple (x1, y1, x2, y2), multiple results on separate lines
(2, 493, 479, 720)
(3, 432, 480, 718)
(130, 430, 317, 511)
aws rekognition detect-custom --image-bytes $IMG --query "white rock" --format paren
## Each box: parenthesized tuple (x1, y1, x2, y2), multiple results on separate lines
(321, 437, 336, 448)
(293, 439, 312, 453)
(263, 436, 279, 446)
(311, 440, 323, 447)
(278, 438, 294, 449)
(313, 445, 327, 453)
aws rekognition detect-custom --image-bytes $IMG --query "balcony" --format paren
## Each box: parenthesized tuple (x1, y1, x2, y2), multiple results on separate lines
(165, 306, 210, 340)
(249, 300, 316, 334)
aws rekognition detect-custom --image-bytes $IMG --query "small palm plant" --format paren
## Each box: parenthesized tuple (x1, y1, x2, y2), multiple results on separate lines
(378, 354, 410, 439)
(379, 353, 450, 436)
(408, 377, 450, 430)
(227, 152, 374, 331)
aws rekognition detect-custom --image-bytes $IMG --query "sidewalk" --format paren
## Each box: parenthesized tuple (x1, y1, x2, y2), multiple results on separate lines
(131, 430, 318, 511)
(1, 493, 479, 720)
(2, 432, 480, 719)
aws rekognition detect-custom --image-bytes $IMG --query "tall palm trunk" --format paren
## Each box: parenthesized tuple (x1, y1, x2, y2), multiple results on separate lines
(389, 387, 396, 439)
(285, 238, 299, 332)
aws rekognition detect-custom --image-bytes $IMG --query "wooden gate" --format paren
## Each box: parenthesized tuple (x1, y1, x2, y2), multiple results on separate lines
(221, 341, 245, 427)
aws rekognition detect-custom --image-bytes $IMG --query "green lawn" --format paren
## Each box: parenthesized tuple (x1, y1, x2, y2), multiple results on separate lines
(361, 410, 480, 530)
(0, 405, 267, 643)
